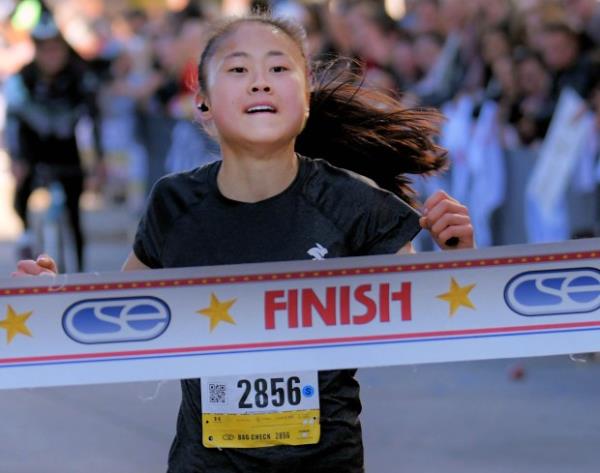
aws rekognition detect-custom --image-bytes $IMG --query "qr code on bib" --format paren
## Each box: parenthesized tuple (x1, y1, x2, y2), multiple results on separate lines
(208, 383, 227, 403)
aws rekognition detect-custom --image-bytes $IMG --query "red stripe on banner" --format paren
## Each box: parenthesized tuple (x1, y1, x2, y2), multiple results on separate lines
(1, 250, 598, 298)
(2, 320, 600, 366)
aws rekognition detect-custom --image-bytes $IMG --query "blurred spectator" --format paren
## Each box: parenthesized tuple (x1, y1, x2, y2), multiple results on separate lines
(3, 12, 104, 270)
(480, 27, 512, 87)
(283, 1, 337, 62)
(98, 45, 148, 213)
(301, 3, 334, 60)
(487, 55, 519, 116)
(540, 22, 597, 102)
(411, 30, 463, 106)
(512, 49, 554, 145)
(124, 8, 177, 194)
(319, 0, 353, 57)
(414, 32, 444, 78)
(564, 0, 600, 46)
(164, 0, 205, 33)
(411, 31, 445, 98)
(0, 20, 34, 149)
(345, 0, 401, 74)
(521, 1, 565, 51)
(121, 8, 153, 77)
(478, 0, 517, 33)
(592, 79, 600, 130)
(163, 16, 219, 173)
(389, 34, 418, 90)
(410, 0, 443, 35)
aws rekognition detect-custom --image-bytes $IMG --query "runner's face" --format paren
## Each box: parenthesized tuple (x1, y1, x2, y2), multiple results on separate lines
(203, 22, 310, 149)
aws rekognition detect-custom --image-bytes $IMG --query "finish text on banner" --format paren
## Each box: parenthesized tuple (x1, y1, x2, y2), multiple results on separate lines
(1, 239, 599, 389)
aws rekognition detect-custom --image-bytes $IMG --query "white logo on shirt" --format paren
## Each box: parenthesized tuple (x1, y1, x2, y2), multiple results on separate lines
(307, 243, 328, 260)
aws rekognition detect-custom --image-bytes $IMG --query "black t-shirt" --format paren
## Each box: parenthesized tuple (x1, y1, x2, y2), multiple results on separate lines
(134, 155, 421, 473)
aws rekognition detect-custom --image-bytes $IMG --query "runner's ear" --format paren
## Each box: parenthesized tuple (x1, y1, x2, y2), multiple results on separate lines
(195, 91, 212, 117)
(196, 102, 217, 138)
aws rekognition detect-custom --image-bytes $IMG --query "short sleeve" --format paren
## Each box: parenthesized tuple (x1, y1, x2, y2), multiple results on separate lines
(352, 191, 421, 256)
(133, 179, 171, 268)
(133, 164, 215, 268)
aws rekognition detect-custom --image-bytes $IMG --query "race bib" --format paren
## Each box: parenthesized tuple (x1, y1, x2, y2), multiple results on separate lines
(200, 371, 320, 448)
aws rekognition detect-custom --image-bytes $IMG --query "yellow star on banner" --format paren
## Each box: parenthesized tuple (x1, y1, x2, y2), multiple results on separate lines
(197, 293, 237, 332)
(0, 305, 33, 344)
(437, 278, 476, 316)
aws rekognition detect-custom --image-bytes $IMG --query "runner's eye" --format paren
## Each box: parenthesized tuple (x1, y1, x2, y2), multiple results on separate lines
(271, 66, 289, 73)
(228, 67, 246, 73)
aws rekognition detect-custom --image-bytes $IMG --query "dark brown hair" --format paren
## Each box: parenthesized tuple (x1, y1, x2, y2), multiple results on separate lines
(298, 63, 447, 206)
(197, 15, 447, 206)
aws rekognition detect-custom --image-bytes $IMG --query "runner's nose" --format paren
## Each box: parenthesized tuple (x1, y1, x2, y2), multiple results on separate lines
(251, 85, 271, 92)
(249, 69, 272, 94)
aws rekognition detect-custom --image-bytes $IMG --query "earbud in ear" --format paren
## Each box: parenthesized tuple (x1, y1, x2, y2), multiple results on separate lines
(197, 103, 209, 112)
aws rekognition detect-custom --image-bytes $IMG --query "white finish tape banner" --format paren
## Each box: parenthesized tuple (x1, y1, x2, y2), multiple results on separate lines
(1, 239, 599, 390)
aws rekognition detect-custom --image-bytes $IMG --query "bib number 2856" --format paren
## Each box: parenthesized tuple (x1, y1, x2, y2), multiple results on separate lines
(237, 376, 301, 409)
(201, 371, 320, 448)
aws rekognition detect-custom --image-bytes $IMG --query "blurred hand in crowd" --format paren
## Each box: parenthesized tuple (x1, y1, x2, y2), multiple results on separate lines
(10, 160, 28, 186)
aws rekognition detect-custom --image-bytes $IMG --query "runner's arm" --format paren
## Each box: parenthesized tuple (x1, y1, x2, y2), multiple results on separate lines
(396, 242, 415, 255)
(122, 251, 150, 271)
(12, 251, 149, 277)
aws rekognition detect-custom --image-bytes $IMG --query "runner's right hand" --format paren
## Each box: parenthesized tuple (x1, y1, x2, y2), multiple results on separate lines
(11, 254, 58, 277)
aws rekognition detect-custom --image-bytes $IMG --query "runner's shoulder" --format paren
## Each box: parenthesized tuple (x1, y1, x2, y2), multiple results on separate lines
(300, 155, 391, 207)
(151, 160, 219, 203)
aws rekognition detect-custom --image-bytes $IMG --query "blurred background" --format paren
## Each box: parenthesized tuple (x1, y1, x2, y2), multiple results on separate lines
(0, 1, 599, 472)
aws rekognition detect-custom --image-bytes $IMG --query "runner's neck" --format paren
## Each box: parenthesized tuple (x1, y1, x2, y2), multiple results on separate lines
(217, 145, 299, 203)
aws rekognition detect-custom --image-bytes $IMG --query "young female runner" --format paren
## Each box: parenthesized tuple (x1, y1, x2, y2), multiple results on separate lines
(14, 14, 474, 473)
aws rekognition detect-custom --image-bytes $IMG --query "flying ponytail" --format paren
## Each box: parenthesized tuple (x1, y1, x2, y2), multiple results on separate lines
(296, 63, 448, 206)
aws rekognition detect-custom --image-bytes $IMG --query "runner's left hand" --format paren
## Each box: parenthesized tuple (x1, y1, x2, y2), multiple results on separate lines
(11, 254, 58, 277)
(419, 190, 474, 250)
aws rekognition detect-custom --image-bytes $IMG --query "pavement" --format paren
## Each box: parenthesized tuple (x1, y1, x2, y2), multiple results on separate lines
(1, 161, 600, 472)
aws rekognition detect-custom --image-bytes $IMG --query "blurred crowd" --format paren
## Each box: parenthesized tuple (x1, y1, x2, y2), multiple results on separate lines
(0, 0, 599, 261)
(318, 0, 600, 247)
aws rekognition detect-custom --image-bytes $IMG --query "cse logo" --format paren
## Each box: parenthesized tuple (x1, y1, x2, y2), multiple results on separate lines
(504, 268, 600, 316)
(62, 297, 171, 344)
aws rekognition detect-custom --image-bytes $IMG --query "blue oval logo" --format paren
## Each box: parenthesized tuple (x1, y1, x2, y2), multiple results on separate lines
(62, 296, 171, 344)
(504, 268, 600, 316)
